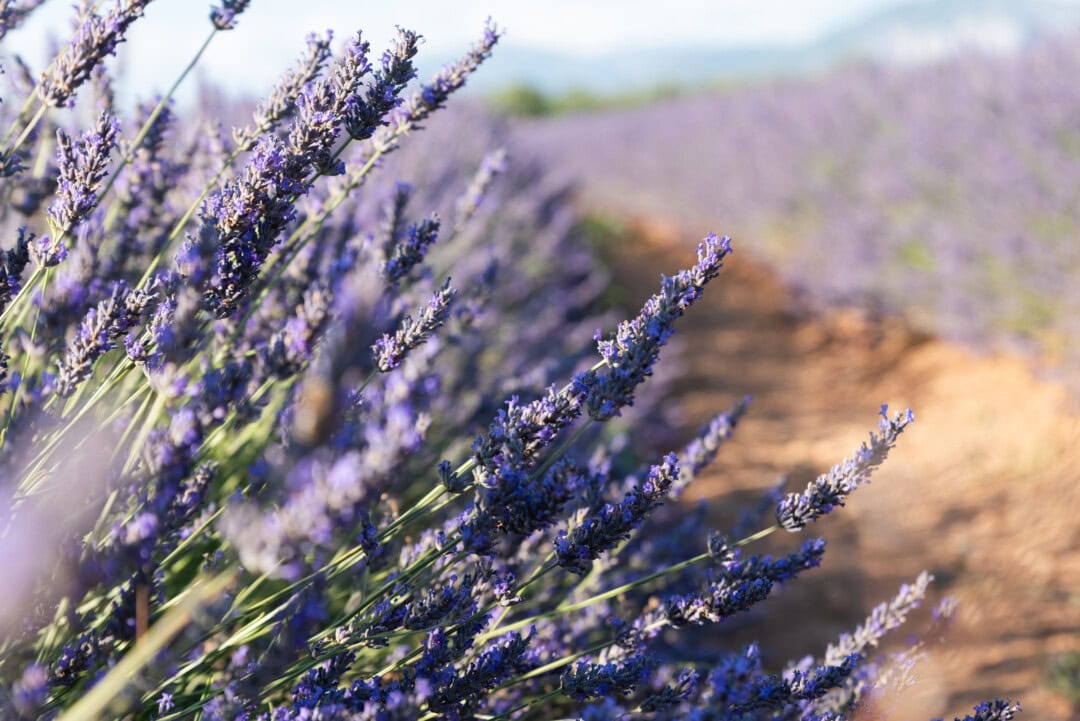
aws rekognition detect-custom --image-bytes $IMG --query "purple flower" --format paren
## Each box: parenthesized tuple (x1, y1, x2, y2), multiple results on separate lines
(261, 283, 333, 377)
(372, 279, 455, 372)
(585, 234, 732, 420)
(234, 31, 335, 152)
(950, 700, 1023, 721)
(195, 32, 378, 315)
(12, 663, 49, 717)
(0, 0, 46, 43)
(156, 691, 175, 715)
(463, 459, 579, 554)
(454, 148, 507, 230)
(400, 18, 501, 126)
(639, 668, 699, 712)
(209, 0, 250, 30)
(38, 0, 153, 108)
(54, 281, 153, 397)
(111, 98, 180, 270)
(380, 182, 413, 246)
(0, 227, 32, 312)
(776, 405, 914, 531)
(717, 537, 828, 583)
(737, 655, 860, 712)
(561, 654, 652, 702)
(402, 570, 482, 630)
(824, 571, 933, 666)
(382, 214, 440, 283)
(427, 631, 533, 717)
(289, 653, 354, 711)
(555, 453, 680, 575)
(664, 576, 774, 627)
(343, 28, 421, 141)
(673, 396, 750, 497)
(52, 633, 99, 688)
(470, 378, 591, 488)
(46, 112, 119, 239)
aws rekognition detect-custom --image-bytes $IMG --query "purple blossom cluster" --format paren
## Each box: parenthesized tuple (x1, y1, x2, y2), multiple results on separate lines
(776, 405, 914, 532)
(0, 4, 1017, 721)
(37, 0, 153, 108)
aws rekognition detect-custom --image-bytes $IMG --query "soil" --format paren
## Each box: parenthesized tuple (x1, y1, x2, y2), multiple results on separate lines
(613, 218, 1080, 720)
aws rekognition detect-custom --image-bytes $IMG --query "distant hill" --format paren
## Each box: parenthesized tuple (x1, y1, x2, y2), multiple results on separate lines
(442, 0, 1080, 95)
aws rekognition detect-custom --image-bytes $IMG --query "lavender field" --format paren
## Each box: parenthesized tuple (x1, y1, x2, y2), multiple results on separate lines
(522, 32, 1080, 380)
(0, 1, 1074, 720)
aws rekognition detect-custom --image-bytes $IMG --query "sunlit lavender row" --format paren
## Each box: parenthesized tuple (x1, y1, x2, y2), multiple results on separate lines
(0, 2, 1017, 720)
(523, 32, 1080, 378)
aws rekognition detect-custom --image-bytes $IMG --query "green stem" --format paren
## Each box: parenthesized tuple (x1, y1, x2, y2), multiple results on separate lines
(3, 103, 47, 161)
(54, 572, 236, 721)
(0, 268, 51, 444)
(0, 91, 40, 149)
(489, 525, 780, 639)
(122, 392, 166, 474)
(103, 30, 219, 201)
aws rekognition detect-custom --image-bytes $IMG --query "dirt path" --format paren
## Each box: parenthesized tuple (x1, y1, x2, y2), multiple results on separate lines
(614, 220, 1080, 720)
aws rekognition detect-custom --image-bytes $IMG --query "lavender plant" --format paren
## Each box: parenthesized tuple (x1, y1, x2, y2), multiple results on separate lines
(0, 4, 1017, 720)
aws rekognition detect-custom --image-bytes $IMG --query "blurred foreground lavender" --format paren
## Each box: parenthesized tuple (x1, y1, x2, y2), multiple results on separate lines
(0, 3, 1018, 720)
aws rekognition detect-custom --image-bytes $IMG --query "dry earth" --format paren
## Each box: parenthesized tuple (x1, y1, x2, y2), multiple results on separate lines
(613, 219, 1080, 720)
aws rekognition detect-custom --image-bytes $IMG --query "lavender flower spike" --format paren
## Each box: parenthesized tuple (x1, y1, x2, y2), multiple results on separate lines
(639, 668, 699, 712)
(776, 404, 914, 531)
(561, 655, 652, 702)
(427, 630, 533, 717)
(955, 700, 1022, 721)
(262, 284, 333, 378)
(11, 664, 48, 718)
(199, 31, 375, 314)
(342, 27, 420, 142)
(46, 112, 119, 239)
(372, 279, 455, 372)
(38, 0, 154, 108)
(555, 453, 680, 574)
(664, 575, 773, 627)
(586, 233, 733, 420)
(233, 31, 334, 151)
(402, 18, 501, 125)
(824, 571, 932, 666)
(454, 148, 507, 230)
(470, 378, 592, 487)
(672, 395, 750, 496)
(382, 214, 440, 283)
(55, 281, 154, 397)
(736, 655, 860, 712)
(209, 0, 251, 30)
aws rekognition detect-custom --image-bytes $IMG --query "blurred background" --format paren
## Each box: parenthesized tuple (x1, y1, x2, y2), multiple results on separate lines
(6, 1, 1080, 718)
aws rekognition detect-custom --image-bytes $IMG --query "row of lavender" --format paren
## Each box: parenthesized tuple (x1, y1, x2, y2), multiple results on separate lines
(0, 2, 1013, 720)
(522, 33, 1080, 373)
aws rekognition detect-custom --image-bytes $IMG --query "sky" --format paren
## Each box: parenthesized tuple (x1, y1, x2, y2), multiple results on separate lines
(3, 0, 1078, 106)
(0, 0, 922, 102)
